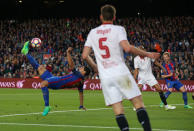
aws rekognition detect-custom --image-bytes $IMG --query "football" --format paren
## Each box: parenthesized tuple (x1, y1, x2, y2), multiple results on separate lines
(31, 38, 41, 47)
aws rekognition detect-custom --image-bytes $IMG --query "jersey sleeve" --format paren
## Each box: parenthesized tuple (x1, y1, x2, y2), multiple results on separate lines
(118, 27, 128, 43)
(84, 30, 93, 47)
(134, 57, 139, 69)
(161, 63, 167, 75)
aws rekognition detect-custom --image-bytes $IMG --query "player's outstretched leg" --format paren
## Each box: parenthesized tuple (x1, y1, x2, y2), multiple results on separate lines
(21, 41, 30, 55)
(179, 86, 192, 109)
(154, 84, 176, 110)
(21, 41, 40, 69)
(26, 54, 40, 70)
(160, 90, 172, 108)
(159, 91, 176, 110)
(41, 81, 51, 116)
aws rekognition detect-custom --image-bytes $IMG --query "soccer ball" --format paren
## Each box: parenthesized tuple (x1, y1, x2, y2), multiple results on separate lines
(31, 38, 41, 47)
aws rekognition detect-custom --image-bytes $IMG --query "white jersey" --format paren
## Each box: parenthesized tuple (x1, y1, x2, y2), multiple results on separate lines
(84, 24, 129, 79)
(134, 55, 156, 80)
(84, 23, 141, 106)
(134, 56, 158, 86)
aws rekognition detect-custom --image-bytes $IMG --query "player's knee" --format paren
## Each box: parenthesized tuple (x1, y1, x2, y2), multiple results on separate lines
(112, 102, 124, 115)
(154, 84, 162, 92)
(168, 88, 173, 92)
(179, 86, 186, 92)
(114, 110, 124, 116)
(131, 96, 145, 109)
(41, 81, 49, 88)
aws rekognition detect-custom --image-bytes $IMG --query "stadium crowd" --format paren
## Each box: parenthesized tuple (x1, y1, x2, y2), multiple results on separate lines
(0, 16, 193, 80)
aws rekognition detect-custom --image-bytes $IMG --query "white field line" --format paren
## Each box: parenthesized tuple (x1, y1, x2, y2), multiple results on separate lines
(0, 122, 189, 131)
(0, 103, 193, 118)
(0, 93, 64, 96)
(0, 108, 111, 118)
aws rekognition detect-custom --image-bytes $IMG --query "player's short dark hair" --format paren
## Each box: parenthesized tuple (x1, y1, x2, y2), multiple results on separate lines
(101, 4, 116, 21)
(84, 66, 91, 76)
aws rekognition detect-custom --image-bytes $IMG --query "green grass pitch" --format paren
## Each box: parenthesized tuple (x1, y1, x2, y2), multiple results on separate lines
(0, 88, 193, 131)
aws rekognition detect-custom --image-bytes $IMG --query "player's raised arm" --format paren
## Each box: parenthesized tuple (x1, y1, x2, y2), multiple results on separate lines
(133, 68, 139, 81)
(154, 60, 167, 74)
(133, 57, 139, 81)
(82, 46, 98, 73)
(161, 72, 173, 79)
(120, 40, 160, 59)
(66, 47, 75, 70)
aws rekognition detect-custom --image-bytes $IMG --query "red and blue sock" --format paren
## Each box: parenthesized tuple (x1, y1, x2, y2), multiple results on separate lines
(41, 87, 49, 106)
(182, 92, 188, 105)
(164, 91, 172, 99)
(26, 54, 39, 70)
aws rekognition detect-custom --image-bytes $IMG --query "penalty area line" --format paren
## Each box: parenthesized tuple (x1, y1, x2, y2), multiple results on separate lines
(0, 122, 189, 131)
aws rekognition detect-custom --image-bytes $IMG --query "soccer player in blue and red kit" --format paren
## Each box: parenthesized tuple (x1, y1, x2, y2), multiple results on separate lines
(160, 52, 192, 109)
(21, 41, 91, 116)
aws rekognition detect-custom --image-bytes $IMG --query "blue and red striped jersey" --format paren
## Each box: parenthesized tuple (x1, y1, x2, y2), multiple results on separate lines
(162, 62, 176, 81)
(47, 68, 84, 90)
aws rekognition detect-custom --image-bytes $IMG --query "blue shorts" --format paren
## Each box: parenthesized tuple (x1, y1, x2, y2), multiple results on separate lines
(166, 80, 183, 91)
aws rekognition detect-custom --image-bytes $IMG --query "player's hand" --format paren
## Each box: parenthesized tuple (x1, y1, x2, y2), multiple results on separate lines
(79, 105, 87, 111)
(147, 52, 160, 59)
(162, 69, 167, 74)
(169, 73, 173, 77)
(67, 47, 73, 53)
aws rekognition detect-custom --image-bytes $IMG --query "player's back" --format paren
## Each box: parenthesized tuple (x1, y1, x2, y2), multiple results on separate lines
(86, 24, 129, 79)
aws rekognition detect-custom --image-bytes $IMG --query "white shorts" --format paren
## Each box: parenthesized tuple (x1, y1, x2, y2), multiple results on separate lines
(138, 75, 158, 87)
(100, 73, 141, 106)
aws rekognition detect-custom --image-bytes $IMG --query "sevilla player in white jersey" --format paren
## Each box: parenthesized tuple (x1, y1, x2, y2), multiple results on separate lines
(133, 45, 176, 110)
(82, 4, 160, 131)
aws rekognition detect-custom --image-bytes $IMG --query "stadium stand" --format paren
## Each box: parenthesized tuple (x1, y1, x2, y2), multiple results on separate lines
(0, 16, 193, 79)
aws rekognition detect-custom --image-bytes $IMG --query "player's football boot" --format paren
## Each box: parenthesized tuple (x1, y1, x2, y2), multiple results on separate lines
(184, 105, 192, 109)
(79, 106, 87, 111)
(42, 106, 51, 116)
(165, 105, 176, 110)
(159, 102, 164, 108)
(21, 41, 30, 55)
